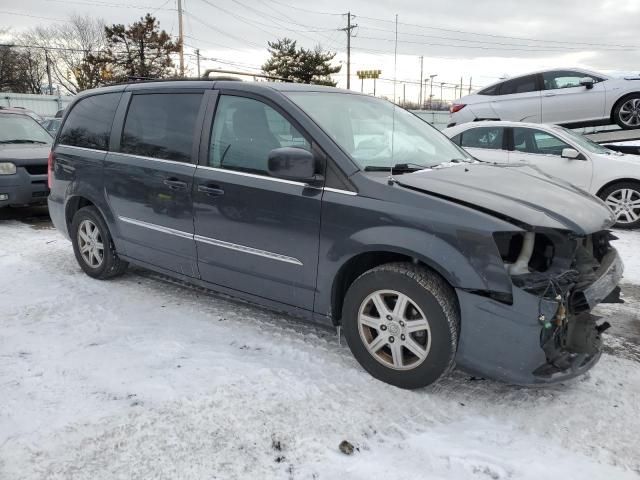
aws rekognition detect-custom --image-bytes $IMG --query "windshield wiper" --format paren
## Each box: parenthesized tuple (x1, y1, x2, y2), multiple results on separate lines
(0, 139, 49, 144)
(364, 163, 426, 173)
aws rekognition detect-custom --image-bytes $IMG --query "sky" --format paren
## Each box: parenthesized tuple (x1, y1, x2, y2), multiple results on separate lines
(2, 0, 640, 102)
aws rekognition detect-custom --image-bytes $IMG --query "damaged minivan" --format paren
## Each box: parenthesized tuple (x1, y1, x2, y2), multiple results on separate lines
(48, 81, 623, 389)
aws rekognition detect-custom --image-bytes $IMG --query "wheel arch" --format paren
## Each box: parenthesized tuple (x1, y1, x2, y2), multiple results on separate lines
(329, 248, 461, 326)
(610, 91, 640, 123)
(596, 177, 640, 198)
(64, 192, 119, 244)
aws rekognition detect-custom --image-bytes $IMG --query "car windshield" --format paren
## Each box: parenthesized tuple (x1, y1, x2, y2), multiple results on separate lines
(553, 126, 612, 155)
(0, 115, 52, 144)
(285, 92, 472, 170)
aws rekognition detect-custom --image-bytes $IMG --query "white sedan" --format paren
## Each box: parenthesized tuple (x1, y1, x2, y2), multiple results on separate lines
(442, 121, 640, 228)
(449, 68, 640, 130)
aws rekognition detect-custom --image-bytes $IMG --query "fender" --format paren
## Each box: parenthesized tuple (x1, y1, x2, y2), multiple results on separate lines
(314, 224, 514, 319)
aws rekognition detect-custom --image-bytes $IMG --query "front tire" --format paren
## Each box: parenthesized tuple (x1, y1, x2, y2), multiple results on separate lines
(613, 94, 640, 130)
(342, 263, 459, 389)
(71, 206, 128, 279)
(598, 182, 640, 229)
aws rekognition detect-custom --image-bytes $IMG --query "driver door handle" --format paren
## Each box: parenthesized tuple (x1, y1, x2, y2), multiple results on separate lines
(198, 183, 225, 197)
(543, 93, 556, 97)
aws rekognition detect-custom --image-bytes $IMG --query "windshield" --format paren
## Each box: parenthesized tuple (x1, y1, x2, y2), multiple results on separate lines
(553, 126, 612, 155)
(0, 115, 52, 144)
(285, 92, 472, 170)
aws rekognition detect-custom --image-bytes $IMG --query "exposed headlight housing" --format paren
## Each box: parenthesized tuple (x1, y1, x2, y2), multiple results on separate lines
(0, 162, 17, 175)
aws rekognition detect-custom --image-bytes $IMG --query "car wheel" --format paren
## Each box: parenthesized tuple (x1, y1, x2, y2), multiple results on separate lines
(599, 182, 640, 229)
(71, 206, 128, 279)
(341, 262, 459, 389)
(613, 94, 640, 130)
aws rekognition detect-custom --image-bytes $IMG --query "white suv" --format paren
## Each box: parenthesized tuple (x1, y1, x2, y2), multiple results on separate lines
(443, 121, 640, 228)
(449, 68, 640, 130)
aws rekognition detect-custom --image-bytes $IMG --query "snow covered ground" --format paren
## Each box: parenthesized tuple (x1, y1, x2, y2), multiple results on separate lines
(1, 218, 639, 479)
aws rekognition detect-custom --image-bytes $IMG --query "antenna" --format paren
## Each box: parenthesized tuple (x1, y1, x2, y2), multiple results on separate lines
(389, 14, 399, 185)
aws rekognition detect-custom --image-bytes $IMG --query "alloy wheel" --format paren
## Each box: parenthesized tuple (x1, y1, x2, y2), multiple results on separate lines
(77, 219, 105, 268)
(357, 289, 431, 370)
(618, 98, 640, 127)
(605, 188, 640, 224)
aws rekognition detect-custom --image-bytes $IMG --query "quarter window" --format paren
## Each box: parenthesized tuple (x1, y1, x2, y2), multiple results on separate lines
(513, 128, 571, 156)
(460, 127, 504, 150)
(121, 93, 203, 162)
(59, 93, 121, 150)
(209, 95, 310, 175)
(498, 75, 539, 95)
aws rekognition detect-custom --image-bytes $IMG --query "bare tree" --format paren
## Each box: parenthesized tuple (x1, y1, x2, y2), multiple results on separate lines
(25, 15, 107, 94)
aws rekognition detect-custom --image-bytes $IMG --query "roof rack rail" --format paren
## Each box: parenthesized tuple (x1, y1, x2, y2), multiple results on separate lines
(202, 68, 291, 82)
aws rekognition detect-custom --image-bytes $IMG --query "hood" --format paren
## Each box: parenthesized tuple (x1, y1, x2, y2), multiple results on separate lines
(395, 163, 615, 235)
(0, 143, 51, 166)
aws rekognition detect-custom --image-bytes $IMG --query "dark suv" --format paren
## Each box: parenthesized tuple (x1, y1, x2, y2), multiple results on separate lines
(48, 80, 623, 389)
(0, 109, 52, 208)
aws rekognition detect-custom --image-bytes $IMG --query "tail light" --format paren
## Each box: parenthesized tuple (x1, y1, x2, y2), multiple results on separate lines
(47, 150, 55, 189)
(450, 103, 466, 114)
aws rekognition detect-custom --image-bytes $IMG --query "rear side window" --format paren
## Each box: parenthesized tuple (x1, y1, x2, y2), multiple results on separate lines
(498, 75, 539, 95)
(477, 84, 498, 96)
(121, 93, 203, 162)
(59, 93, 121, 150)
(460, 127, 504, 150)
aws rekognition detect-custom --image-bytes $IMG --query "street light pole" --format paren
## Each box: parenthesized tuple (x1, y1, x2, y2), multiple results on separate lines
(429, 74, 437, 109)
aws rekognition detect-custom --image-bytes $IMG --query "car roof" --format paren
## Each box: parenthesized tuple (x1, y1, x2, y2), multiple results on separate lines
(443, 120, 561, 136)
(75, 79, 362, 97)
(473, 67, 610, 93)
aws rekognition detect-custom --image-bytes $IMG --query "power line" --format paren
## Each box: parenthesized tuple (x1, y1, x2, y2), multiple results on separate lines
(0, 10, 66, 22)
(42, 0, 175, 10)
(357, 14, 640, 50)
(355, 35, 635, 53)
(356, 25, 635, 52)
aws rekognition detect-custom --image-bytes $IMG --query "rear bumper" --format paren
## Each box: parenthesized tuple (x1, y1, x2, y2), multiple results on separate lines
(454, 248, 622, 386)
(0, 167, 49, 207)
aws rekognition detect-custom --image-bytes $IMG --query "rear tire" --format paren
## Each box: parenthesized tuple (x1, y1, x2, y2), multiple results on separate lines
(598, 182, 640, 229)
(71, 206, 128, 279)
(613, 94, 640, 130)
(341, 262, 459, 389)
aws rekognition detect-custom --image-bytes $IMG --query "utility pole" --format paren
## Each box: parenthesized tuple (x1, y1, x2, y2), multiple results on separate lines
(402, 82, 406, 106)
(44, 49, 53, 95)
(196, 49, 201, 78)
(459, 76, 463, 98)
(429, 74, 437, 109)
(177, 0, 185, 77)
(440, 82, 444, 107)
(469, 77, 472, 95)
(418, 56, 423, 108)
(340, 12, 357, 90)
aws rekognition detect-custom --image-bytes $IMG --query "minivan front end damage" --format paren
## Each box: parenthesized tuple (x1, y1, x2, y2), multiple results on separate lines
(454, 228, 623, 385)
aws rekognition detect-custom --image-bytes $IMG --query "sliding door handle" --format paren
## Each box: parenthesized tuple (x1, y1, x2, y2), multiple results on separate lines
(163, 178, 188, 190)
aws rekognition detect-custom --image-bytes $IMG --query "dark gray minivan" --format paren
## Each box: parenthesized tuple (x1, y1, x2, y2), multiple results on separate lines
(48, 80, 623, 389)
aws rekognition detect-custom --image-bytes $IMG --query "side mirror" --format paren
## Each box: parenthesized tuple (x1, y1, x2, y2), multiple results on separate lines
(268, 147, 320, 184)
(561, 147, 581, 159)
(579, 77, 594, 89)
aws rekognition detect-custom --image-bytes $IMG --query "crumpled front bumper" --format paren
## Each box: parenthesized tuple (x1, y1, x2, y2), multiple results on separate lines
(454, 247, 623, 386)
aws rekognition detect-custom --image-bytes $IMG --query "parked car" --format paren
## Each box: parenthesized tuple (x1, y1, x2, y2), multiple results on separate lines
(41, 118, 62, 135)
(48, 81, 622, 389)
(449, 68, 640, 130)
(0, 109, 53, 208)
(443, 121, 640, 229)
(0, 106, 44, 124)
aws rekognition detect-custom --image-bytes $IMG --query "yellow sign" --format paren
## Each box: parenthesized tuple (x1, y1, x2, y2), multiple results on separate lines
(356, 70, 381, 79)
